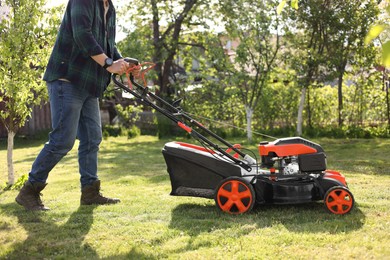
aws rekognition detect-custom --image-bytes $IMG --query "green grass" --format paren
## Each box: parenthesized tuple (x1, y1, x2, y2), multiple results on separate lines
(0, 135, 390, 259)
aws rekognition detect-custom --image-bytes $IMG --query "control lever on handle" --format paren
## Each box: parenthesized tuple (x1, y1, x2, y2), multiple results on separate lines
(123, 58, 139, 85)
(123, 59, 155, 89)
(124, 57, 139, 66)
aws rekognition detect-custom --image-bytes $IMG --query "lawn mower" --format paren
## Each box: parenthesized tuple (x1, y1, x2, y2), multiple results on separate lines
(112, 59, 355, 215)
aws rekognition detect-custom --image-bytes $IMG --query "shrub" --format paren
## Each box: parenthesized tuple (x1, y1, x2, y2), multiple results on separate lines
(11, 173, 28, 190)
(103, 125, 124, 138)
(115, 104, 142, 128)
(127, 125, 141, 139)
(2, 173, 28, 191)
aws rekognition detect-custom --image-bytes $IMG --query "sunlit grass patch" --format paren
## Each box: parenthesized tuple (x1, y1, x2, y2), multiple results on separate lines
(0, 136, 389, 259)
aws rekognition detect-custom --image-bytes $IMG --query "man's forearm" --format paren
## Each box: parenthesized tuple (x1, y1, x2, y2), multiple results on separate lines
(91, 53, 109, 67)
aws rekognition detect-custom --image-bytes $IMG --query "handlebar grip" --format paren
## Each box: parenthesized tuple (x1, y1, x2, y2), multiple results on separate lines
(124, 57, 139, 66)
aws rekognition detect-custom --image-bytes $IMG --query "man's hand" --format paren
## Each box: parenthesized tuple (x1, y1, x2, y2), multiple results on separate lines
(106, 59, 129, 75)
(91, 54, 132, 75)
(128, 63, 141, 79)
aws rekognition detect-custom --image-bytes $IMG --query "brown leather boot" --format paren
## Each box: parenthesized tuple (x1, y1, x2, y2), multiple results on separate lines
(15, 181, 50, 211)
(80, 180, 120, 205)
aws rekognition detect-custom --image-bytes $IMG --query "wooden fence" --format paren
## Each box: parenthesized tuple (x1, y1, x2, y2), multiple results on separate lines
(0, 104, 157, 138)
(0, 102, 52, 138)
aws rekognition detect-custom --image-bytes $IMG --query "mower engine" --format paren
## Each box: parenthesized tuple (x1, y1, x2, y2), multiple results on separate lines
(281, 156, 300, 175)
(259, 137, 327, 176)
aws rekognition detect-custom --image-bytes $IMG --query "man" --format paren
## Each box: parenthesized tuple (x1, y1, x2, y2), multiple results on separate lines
(15, 0, 137, 210)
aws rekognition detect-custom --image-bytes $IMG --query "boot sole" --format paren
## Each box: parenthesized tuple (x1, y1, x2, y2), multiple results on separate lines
(15, 198, 50, 211)
(80, 199, 121, 205)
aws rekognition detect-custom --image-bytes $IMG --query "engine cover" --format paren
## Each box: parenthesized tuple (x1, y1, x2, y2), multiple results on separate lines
(259, 137, 327, 172)
(259, 137, 324, 157)
(298, 152, 327, 172)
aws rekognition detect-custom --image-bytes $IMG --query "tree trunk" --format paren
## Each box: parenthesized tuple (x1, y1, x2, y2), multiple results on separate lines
(7, 130, 15, 185)
(245, 105, 253, 143)
(161, 58, 174, 98)
(338, 73, 344, 126)
(307, 87, 312, 128)
(297, 87, 306, 136)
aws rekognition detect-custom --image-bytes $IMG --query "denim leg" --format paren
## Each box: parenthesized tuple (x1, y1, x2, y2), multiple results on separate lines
(28, 81, 84, 184)
(77, 96, 102, 188)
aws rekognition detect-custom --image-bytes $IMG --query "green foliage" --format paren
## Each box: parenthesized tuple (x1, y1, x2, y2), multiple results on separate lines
(155, 114, 185, 139)
(277, 0, 299, 14)
(365, 0, 390, 66)
(1, 172, 27, 191)
(156, 116, 172, 139)
(274, 0, 382, 131)
(10, 173, 28, 191)
(117, 28, 154, 66)
(115, 0, 387, 138)
(102, 124, 141, 139)
(383, 41, 390, 66)
(127, 125, 141, 139)
(302, 124, 390, 139)
(255, 68, 299, 130)
(119, 0, 211, 100)
(0, 0, 60, 132)
(365, 24, 386, 45)
(220, 0, 285, 105)
(179, 66, 387, 140)
(216, 0, 289, 141)
(102, 125, 125, 138)
(0, 0, 61, 185)
(102, 104, 142, 139)
(115, 104, 142, 128)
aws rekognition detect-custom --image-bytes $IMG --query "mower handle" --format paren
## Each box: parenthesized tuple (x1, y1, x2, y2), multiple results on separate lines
(123, 58, 139, 84)
(111, 61, 253, 172)
(124, 57, 139, 66)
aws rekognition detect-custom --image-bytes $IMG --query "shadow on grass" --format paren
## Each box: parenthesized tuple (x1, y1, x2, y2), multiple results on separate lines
(2, 137, 171, 191)
(98, 139, 170, 181)
(1, 203, 99, 259)
(1, 201, 155, 259)
(169, 201, 365, 238)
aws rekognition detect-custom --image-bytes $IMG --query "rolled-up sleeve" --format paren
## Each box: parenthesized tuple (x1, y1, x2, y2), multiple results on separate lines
(71, 0, 104, 56)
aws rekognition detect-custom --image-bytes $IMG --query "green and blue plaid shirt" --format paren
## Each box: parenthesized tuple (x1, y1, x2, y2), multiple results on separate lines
(43, 0, 122, 97)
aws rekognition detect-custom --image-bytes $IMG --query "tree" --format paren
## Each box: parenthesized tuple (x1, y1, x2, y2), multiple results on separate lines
(120, 0, 210, 99)
(283, 0, 329, 135)
(255, 68, 299, 132)
(287, 0, 372, 134)
(219, 0, 285, 142)
(0, 0, 59, 185)
(118, 0, 219, 137)
(177, 32, 247, 135)
(280, 0, 382, 133)
(325, 0, 379, 126)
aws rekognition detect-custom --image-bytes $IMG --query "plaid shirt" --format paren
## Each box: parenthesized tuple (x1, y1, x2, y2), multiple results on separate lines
(43, 0, 122, 97)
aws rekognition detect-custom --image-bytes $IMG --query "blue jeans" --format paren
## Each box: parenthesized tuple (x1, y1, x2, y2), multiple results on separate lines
(28, 80, 102, 188)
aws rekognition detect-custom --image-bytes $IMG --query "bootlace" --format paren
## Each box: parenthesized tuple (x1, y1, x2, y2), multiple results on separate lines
(98, 192, 108, 199)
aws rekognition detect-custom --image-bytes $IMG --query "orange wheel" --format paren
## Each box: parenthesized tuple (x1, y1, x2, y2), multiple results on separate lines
(215, 177, 255, 214)
(324, 186, 354, 215)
